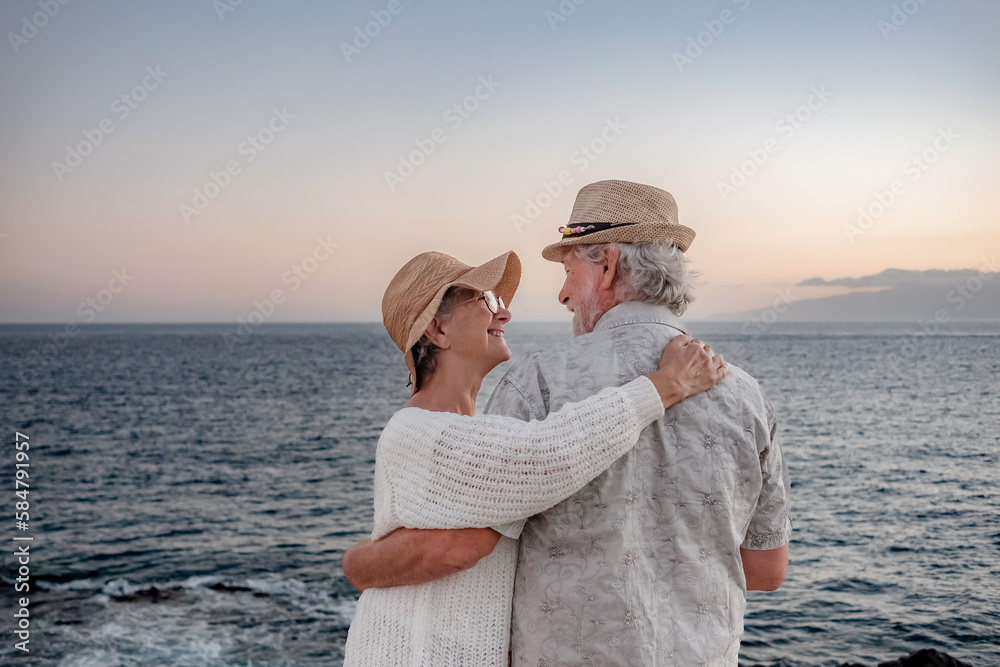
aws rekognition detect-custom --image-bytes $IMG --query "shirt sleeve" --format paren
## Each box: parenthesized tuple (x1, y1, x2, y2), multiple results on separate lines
(374, 375, 663, 540)
(481, 368, 544, 538)
(741, 400, 792, 550)
(483, 362, 546, 423)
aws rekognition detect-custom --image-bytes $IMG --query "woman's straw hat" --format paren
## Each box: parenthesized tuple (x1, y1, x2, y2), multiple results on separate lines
(382, 250, 521, 391)
(541, 180, 696, 262)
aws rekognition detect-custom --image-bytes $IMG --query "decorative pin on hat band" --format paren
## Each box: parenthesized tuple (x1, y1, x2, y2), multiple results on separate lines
(558, 222, 627, 237)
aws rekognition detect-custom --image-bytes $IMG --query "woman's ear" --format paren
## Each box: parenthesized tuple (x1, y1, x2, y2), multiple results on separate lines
(423, 317, 451, 350)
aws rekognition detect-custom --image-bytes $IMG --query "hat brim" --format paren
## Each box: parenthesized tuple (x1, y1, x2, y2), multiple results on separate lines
(402, 250, 521, 391)
(541, 222, 695, 262)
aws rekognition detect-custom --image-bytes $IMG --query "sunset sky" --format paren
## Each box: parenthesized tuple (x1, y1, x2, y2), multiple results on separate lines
(1, 0, 998, 324)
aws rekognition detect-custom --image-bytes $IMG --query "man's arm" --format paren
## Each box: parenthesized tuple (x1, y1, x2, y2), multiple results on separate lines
(346, 338, 725, 593)
(344, 370, 538, 594)
(342, 527, 501, 592)
(740, 544, 788, 591)
(740, 398, 791, 592)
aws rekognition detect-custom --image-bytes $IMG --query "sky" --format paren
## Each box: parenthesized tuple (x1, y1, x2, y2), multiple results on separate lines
(1, 0, 998, 324)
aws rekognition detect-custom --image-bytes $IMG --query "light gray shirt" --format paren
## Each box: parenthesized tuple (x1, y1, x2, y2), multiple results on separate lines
(485, 301, 792, 667)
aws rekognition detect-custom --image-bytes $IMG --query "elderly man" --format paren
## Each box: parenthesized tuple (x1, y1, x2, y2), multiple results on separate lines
(344, 180, 791, 666)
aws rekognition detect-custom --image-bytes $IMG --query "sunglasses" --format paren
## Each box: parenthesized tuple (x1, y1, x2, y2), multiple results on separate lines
(457, 290, 505, 314)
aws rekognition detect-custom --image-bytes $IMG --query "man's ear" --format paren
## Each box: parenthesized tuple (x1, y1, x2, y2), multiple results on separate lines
(599, 246, 620, 292)
(423, 317, 451, 349)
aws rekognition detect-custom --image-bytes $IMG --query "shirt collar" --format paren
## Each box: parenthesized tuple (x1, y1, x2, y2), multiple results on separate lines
(593, 301, 688, 335)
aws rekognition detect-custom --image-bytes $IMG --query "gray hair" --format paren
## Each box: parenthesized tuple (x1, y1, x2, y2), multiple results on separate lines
(569, 242, 696, 315)
(410, 285, 474, 391)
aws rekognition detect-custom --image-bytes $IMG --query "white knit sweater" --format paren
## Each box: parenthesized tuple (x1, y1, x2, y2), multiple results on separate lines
(342, 376, 664, 667)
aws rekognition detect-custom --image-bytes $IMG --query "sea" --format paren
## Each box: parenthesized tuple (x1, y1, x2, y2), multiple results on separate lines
(1, 321, 998, 667)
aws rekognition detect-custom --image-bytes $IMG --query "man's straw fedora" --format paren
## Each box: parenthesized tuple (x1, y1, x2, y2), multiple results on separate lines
(541, 180, 696, 262)
(382, 250, 521, 392)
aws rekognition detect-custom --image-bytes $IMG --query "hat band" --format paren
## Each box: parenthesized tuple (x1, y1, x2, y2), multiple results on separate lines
(557, 221, 638, 237)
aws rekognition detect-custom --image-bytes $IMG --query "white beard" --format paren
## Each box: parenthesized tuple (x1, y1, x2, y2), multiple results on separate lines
(570, 290, 605, 336)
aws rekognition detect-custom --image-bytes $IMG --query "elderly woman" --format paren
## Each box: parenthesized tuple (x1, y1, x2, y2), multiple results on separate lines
(341, 250, 724, 666)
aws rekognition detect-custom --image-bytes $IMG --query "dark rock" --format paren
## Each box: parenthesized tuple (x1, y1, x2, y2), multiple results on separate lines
(831, 649, 974, 667)
(209, 582, 253, 593)
(208, 582, 269, 597)
(878, 649, 974, 667)
(111, 586, 186, 604)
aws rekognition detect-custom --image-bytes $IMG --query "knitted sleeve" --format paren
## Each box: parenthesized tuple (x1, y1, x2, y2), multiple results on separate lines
(372, 376, 664, 539)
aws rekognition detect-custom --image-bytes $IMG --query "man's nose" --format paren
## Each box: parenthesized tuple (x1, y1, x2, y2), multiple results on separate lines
(558, 285, 570, 305)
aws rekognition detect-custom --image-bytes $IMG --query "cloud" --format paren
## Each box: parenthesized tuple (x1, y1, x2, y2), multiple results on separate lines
(797, 268, 995, 289)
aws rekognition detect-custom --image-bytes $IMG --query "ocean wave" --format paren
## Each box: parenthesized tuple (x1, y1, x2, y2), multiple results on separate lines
(34, 573, 357, 620)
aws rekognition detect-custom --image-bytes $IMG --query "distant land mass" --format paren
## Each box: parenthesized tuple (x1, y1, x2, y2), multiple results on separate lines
(711, 268, 1000, 322)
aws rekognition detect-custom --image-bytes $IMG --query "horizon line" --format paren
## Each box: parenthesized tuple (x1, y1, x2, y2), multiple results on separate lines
(2, 319, 999, 326)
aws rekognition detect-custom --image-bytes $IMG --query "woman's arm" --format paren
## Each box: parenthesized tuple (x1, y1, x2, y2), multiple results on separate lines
(381, 334, 725, 534)
(347, 335, 724, 591)
(343, 528, 501, 592)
